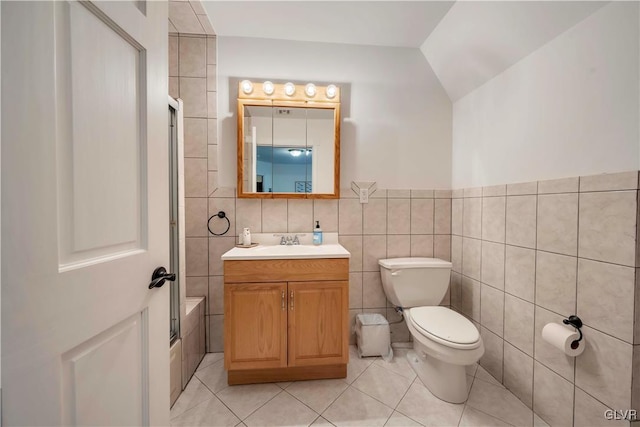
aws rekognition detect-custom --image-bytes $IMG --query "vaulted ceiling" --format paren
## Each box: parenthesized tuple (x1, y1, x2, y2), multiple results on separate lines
(200, 1, 610, 101)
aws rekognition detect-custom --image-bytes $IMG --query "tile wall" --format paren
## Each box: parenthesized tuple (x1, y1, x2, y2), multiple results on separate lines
(201, 188, 453, 351)
(168, 20, 218, 352)
(450, 171, 640, 426)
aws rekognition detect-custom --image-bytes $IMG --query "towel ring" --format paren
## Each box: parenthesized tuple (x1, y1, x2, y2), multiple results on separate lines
(208, 211, 230, 236)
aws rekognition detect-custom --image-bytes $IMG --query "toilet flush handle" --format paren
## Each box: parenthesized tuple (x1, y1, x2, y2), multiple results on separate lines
(391, 270, 401, 276)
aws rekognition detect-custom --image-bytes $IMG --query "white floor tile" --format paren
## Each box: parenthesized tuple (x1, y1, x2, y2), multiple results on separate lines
(374, 350, 417, 381)
(244, 391, 318, 427)
(466, 379, 532, 427)
(475, 366, 505, 388)
(322, 387, 394, 427)
(459, 406, 512, 426)
(216, 383, 282, 420)
(346, 346, 377, 384)
(396, 382, 464, 427)
(171, 377, 215, 419)
(311, 416, 335, 426)
(197, 352, 225, 372)
(195, 359, 229, 394)
(170, 396, 240, 427)
(384, 411, 422, 426)
(352, 364, 413, 408)
(175, 353, 551, 427)
(533, 414, 550, 427)
(286, 379, 349, 413)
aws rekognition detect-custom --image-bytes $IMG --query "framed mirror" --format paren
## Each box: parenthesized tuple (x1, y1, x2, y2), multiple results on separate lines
(237, 81, 340, 199)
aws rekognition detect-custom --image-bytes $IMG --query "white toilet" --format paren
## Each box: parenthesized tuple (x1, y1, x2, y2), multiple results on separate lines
(379, 257, 484, 404)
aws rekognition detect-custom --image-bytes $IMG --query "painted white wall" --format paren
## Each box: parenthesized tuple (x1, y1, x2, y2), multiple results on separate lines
(217, 36, 452, 190)
(421, 1, 607, 102)
(452, 2, 640, 188)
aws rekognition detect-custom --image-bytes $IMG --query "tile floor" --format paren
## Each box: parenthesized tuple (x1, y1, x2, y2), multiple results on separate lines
(170, 346, 550, 427)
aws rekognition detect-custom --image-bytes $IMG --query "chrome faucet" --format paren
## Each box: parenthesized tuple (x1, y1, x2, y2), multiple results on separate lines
(274, 234, 304, 245)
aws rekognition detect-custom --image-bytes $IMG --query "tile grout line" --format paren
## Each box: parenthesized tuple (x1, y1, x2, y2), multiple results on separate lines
(572, 177, 581, 427)
(235, 387, 286, 423)
(531, 181, 538, 427)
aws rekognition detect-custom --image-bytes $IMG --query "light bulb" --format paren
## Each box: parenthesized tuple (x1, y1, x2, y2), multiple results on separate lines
(326, 84, 337, 99)
(240, 80, 253, 94)
(262, 81, 274, 95)
(284, 82, 296, 96)
(305, 83, 316, 97)
(288, 149, 303, 157)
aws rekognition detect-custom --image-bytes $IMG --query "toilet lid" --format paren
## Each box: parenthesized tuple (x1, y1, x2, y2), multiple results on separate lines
(410, 306, 480, 345)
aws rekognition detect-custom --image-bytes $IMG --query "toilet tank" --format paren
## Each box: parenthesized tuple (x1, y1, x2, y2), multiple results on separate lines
(379, 257, 452, 307)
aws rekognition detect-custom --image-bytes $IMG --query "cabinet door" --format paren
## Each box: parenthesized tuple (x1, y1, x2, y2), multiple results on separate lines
(288, 281, 349, 367)
(224, 282, 288, 370)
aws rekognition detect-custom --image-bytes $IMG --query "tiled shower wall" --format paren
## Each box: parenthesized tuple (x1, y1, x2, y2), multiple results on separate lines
(168, 31, 218, 351)
(201, 187, 453, 351)
(450, 171, 640, 426)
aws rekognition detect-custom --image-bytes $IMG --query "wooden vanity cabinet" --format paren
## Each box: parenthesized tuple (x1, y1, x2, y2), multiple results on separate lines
(224, 258, 349, 385)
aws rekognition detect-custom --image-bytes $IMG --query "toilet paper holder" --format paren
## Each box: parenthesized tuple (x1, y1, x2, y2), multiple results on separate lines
(562, 315, 583, 349)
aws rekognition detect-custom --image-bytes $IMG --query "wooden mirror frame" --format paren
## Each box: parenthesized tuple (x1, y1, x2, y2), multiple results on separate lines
(237, 81, 341, 199)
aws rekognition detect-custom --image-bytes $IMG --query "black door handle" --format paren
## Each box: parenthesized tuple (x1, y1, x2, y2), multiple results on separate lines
(149, 266, 176, 289)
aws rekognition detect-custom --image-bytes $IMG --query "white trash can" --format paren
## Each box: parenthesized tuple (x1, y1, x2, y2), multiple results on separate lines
(355, 313, 393, 361)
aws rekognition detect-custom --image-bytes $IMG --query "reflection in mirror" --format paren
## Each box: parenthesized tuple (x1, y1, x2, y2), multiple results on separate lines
(257, 146, 312, 193)
(237, 81, 340, 198)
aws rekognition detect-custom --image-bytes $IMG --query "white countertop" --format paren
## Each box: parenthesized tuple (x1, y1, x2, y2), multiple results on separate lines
(221, 233, 351, 260)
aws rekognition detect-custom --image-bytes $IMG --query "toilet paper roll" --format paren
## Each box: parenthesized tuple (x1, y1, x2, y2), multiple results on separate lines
(541, 323, 584, 357)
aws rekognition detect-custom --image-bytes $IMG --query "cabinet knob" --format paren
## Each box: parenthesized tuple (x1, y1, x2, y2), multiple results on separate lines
(281, 290, 285, 310)
(290, 291, 294, 310)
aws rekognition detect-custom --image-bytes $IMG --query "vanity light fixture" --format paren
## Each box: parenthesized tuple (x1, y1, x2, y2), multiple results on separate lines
(262, 81, 275, 95)
(305, 83, 316, 97)
(284, 82, 296, 96)
(325, 84, 338, 99)
(240, 80, 253, 94)
(288, 148, 304, 157)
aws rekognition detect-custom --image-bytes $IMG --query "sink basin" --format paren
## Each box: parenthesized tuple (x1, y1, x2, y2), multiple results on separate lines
(221, 243, 350, 260)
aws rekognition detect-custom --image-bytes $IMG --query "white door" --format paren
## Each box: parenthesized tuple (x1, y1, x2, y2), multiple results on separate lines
(2, 1, 170, 425)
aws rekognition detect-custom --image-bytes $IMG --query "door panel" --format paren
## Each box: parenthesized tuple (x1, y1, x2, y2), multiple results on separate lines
(57, 1, 146, 268)
(288, 281, 348, 367)
(2, 1, 169, 425)
(61, 312, 146, 426)
(224, 283, 287, 370)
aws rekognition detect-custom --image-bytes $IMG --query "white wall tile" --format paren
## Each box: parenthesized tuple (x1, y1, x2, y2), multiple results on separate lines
(463, 197, 482, 238)
(537, 193, 578, 256)
(481, 241, 505, 290)
(506, 195, 537, 249)
(480, 284, 504, 337)
(533, 362, 574, 427)
(576, 326, 633, 409)
(505, 245, 536, 302)
(503, 342, 533, 409)
(480, 327, 503, 382)
(535, 251, 577, 315)
(482, 196, 506, 243)
(579, 191, 637, 267)
(504, 294, 534, 356)
(577, 258, 635, 343)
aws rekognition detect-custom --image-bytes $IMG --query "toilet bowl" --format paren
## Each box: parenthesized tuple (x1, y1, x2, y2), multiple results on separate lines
(404, 306, 484, 403)
(378, 257, 484, 403)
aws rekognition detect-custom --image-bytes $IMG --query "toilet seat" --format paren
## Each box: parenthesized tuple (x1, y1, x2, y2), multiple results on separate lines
(407, 307, 481, 350)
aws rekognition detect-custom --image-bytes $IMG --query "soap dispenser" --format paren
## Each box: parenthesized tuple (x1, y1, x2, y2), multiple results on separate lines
(313, 221, 323, 245)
